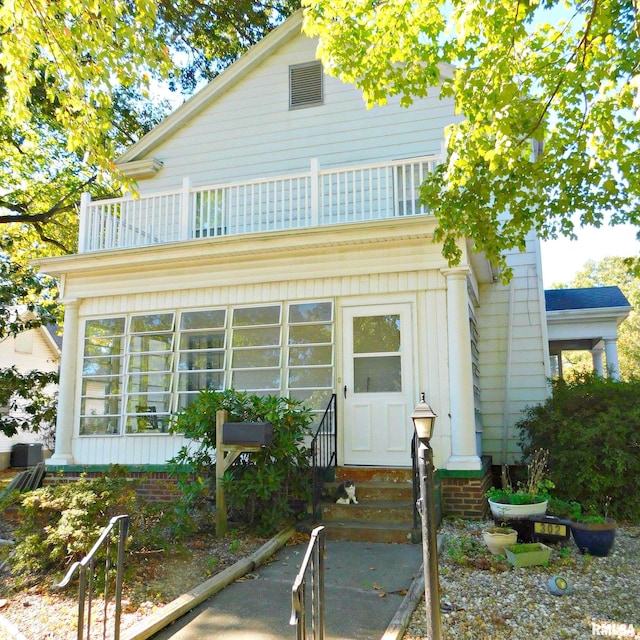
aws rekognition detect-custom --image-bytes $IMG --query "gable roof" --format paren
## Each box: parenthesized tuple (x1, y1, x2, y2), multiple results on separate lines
(545, 286, 631, 312)
(117, 11, 305, 167)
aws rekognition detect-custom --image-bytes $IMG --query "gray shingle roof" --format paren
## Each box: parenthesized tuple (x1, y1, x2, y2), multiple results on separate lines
(545, 286, 631, 312)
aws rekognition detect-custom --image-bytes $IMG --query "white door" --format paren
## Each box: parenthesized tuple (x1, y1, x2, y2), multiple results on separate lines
(342, 304, 414, 466)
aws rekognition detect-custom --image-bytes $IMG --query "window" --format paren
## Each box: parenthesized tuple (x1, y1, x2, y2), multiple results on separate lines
(80, 318, 125, 435)
(125, 313, 175, 433)
(289, 62, 323, 109)
(78, 301, 334, 436)
(177, 309, 226, 409)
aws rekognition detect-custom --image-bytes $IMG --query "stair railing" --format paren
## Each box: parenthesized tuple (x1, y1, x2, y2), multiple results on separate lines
(56, 514, 130, 640)
(290, 525, 326, 640)
(310, 394, 337, 523)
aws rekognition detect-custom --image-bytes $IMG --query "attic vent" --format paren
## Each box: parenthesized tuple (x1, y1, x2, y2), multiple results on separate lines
(289, 62, 323, 109)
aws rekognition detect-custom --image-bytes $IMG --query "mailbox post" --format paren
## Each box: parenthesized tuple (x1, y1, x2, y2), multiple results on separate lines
(215, 410, 273, 537)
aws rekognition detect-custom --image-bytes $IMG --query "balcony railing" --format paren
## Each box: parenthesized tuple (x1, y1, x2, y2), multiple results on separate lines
(79, 155, 441, 253)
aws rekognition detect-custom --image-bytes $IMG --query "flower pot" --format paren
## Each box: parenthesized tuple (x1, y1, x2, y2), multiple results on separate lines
(482, 527, 518, 556)
(505, 542, 552, 568)
(570, 519, 616, 557)
(488, 498, 548, 521)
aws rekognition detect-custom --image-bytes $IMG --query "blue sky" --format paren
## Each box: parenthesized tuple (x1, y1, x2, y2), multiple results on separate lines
(540, 224, 640, 288)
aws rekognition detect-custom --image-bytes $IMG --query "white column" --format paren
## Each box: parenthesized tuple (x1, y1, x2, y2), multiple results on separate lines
(604, 338, 621, 381)
(48, 299, 80, 466)
(442, 268, 482, 470)
(591, 346, 605, 377)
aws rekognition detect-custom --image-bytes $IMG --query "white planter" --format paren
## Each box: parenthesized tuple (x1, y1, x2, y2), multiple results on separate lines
(488, 498, 548, 521)
(482, 528, 518, 555)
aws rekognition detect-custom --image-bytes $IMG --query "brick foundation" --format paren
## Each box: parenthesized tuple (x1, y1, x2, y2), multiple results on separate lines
(438, 456, 493, 519)
(44, 467, 184, 503)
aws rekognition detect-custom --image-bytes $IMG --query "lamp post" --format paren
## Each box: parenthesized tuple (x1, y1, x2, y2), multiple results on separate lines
(411, 393, 442, 640)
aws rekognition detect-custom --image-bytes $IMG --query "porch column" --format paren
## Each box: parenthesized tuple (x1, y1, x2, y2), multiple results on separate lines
(48, 299, 80, 466)
(591, 346, 605, 377)
(604, 338, 621, 381)
(442, 267, 482, 470)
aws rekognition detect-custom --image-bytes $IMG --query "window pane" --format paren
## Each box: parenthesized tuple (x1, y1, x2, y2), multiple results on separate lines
(289, 302, 332, 323)
(83, 357, 123, 376)
(232, 348, 281, 368)
(232, 327, 280, 347)
(80, 395, 121, 416)
(289, 367, 332, 388)
(80, 416, 120, 435)
(84, 336, 123, 357)
(81, 377, 121, 396)
(178, 371, 224, 392)
(232, 369, 280, 390)
(126, 394, 173, 413)
(353, 315, 400, 354)
(180, 309, 226, 330)
(127, 372, 173, 393)
(178, 351, 225, 371)
(128, 354, 173, 373)
(288, 345, 332, 366)
(125, 414, 171, 434)
(232, 306, 280, 326)
(179, 332, 225, 350)
(85, 318, 125, 338)
(354, 355, 401, 392)
(289, 389, 333, 410)
(289, 324, 332, 345)
(130, 313, 174, 333)
(129, 334, 173, 352)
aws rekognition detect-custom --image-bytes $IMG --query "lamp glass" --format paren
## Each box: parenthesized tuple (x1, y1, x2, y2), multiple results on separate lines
(411, 395, 437, 443)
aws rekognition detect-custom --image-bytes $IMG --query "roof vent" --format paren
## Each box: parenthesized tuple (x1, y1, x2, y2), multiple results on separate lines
(289, 62, 323, 109)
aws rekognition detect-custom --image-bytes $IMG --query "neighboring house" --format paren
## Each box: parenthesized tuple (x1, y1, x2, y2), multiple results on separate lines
(0, 310, 61, 468)
(33, 12, 628, 516)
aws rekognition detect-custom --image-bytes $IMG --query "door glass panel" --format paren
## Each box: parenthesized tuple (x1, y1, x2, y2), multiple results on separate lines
(353, 315, 400, 353)
(354, 356, 401, 393)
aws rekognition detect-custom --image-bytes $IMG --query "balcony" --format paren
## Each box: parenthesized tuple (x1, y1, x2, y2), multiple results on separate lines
(79, 155, 441, 253)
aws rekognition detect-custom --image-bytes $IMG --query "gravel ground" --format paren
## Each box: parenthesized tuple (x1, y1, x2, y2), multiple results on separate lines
(404, 520, 640, 640)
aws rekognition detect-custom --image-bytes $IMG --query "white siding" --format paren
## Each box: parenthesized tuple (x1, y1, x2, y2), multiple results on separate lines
(130, 34, 455, 194)
(476, 233, 551, 465)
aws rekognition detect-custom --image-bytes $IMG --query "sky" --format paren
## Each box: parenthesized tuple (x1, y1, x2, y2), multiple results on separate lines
(540, 224, 640, 288)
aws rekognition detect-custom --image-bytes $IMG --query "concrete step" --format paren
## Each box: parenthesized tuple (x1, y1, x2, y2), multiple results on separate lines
(325, 480, 414, 502)
(335, 467, 413, 484)
(323, 520, 420, 544)
(322, 499, 414, 524)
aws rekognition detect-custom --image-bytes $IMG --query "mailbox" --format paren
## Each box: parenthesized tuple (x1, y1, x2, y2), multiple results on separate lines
(222, 422, 273, 446)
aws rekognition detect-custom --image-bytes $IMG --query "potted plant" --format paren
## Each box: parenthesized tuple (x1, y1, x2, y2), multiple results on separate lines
(482, 525, 518, 556)
(569, 498, 616, 557)
(486, 449, 553, 521)
(505, 542, 552, 568)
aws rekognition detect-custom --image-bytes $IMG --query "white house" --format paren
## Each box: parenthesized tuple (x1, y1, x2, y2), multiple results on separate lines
(0, 310, 61, 468)
(35, 11, 606, 517)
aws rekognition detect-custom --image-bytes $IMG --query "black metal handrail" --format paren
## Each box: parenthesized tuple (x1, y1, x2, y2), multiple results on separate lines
(310, 394, 337, 523)
(290, 525, 326, 640)
(56, 515, 130, 640)
(411, 433, 420, 531)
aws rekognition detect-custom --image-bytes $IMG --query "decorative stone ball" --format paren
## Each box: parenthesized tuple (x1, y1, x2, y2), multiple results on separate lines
(547, 575, 574, 596)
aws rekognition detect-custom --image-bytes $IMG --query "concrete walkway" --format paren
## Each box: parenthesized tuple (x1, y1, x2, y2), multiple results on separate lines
(151, 540, 423, 640)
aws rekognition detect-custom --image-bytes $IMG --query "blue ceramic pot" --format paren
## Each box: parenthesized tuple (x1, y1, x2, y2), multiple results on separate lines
(570, 519, 616, 557)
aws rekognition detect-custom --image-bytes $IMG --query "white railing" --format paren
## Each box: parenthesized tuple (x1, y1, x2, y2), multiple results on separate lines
(78, 155, 441, 253)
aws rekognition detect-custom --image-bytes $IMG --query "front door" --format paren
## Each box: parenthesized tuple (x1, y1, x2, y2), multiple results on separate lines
(342, 304, 414, 466)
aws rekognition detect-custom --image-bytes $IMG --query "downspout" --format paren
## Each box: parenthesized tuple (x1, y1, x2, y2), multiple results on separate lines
(501, 279, 515, 465)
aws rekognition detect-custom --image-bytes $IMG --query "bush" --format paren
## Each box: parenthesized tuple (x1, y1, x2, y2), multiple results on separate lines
(517, 372, 640, 522)
(169, 389, 314, 536)
(9, 466, 185, 582)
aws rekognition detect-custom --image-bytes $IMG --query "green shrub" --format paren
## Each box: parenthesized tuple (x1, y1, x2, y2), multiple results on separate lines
(10, 466, 185, 582)
(169, 389, 314, 536)
(517, 372, 640, 522)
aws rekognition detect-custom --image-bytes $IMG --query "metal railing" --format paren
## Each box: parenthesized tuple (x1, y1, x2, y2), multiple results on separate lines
(79, 155, 441, 252)
(290, 525, 326, 640)
(310, 394, 337, 523)
(411, 433, 420, 531)
(56, 515, 130, 640)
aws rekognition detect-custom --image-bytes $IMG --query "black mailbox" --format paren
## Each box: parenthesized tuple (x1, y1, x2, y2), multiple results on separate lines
(222, 422, 273, 446)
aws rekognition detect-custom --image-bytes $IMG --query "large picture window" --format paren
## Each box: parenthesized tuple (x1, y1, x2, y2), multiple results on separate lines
(78, 300, 333, 436)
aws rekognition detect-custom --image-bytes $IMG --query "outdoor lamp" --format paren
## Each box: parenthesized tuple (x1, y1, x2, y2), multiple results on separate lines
(411, 392, 437, 443)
